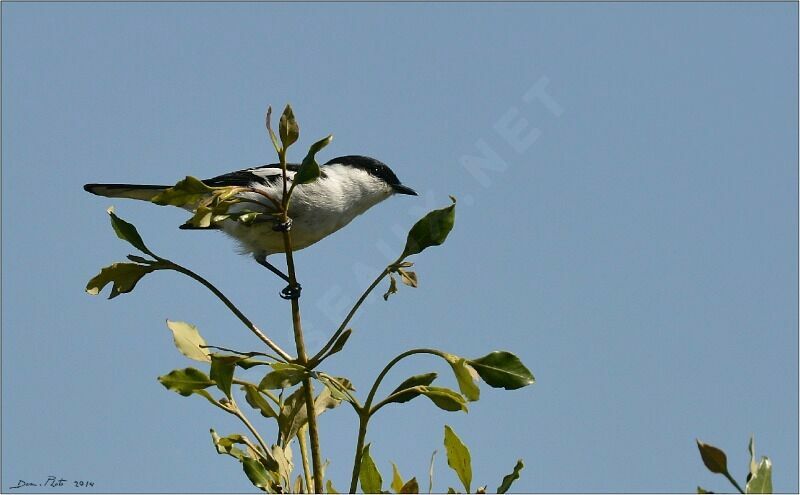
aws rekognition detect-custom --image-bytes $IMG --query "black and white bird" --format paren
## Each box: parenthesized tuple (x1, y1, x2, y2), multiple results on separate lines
(84, 155, 417, 296)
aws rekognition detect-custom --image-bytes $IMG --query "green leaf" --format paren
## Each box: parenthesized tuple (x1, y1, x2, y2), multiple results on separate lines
(417, 386, 467, 412)
(259, 363, 308, 390)
(151, 176, 214, 207)
(237, 357, 272, 369)
(107, 207, 153, 256)
(401, 197, 456, 259)
(398, 269, 418, 288)
(166, 320, 211, 363)
(697, 487, 713, 494)
(400, 478, 419, 494)
(388, 373, 438, 403)
(210, 354, 240, 398)
(696, 439, 729, 475)
(444, 425, 472, 493)
(447, 487, 456, 494)
(468, 351, 535, 390)
(279, 104, 299, 149)
(242, 384, 278, 419)
(294, 135, 332, 185)
(242, 456, 271, 492)
(359, 444, 383, 494)
(158, 367, 215, 396)
(383, 275, 399, 301)
(271, 444, 294, 486)
(266, 106, 282, 154)
(317, 374, 355, 403)
(391, 462, 405, 493)
(746, 457, 773, 494)
(326, 479, 340, 494)
(209, 429, 249, 461)
(392, 373, 439, 394)
(279, 386, 342, 445)
(444, 355, 480, 402)
(327, 328, 353, 358)
(86, 262, 161, 299)
(496, 459, 524, 494)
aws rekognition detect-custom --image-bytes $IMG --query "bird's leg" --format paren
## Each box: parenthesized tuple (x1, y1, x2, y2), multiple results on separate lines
(253, 254, 302, 300)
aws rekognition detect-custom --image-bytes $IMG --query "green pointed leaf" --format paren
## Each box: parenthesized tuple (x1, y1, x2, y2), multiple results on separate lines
(388, 373, 438, 403)
(237, 357, 272, 369)
(496, 459, 524, 494)
(279, 386, 342, 445)
(107, 207, 153, 255)
(359, 444, 383, 494)
(327, 328, 353, 358)
(279, 104, 299, 149)
(746, 457, 772, 494)
(271, 444, 294, 486)
(696, 487, 713, 494)
(209, 429, 250, 461)
(392, 373, 439, 394)
(86, 262, 161, 299)
(397, 269, 418, 288)
(696, 439, 729, 475)
(266, 106, 282, 154)
(444, 355, 480, 402)
(326, 479, 340, 494)
(242, 384, 278, 419)
(317, 374, 355, 403)
(158, 367, 215, 396)
(242, 456, 271, 492)
(166, 320, 211, 363)
(294, 135, 332, 185)
(419, 386, 467, 412)
(748, 435, 758, 481)
(259, 363, 308, 390)
(383, 275, 399, 301)
(391, 462, 405, 493)
(400, 478, 419, 494)
(468, 351, 535, 390)
(444, 425, 472, 493)
(210, 354, 240, 398)
(447, 488, 456, 494)
(401, 197, 456, 259)
(151, 176, 214, 207)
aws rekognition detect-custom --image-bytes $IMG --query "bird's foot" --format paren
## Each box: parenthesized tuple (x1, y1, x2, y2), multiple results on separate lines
(272, 218, 293, 232)
(280, 283, 302, 300)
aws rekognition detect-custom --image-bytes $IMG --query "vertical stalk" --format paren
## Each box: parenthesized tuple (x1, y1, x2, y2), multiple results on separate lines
(349, 412, 370, 493)
(278, 147, 324, 493)
(297, 425, 314, 494)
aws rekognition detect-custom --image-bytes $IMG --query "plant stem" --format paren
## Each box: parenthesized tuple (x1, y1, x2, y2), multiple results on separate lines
(724, 472, 745, 494)
(164, 261, 293, 362)
(278, 147, 324, 494)
(233, 406, 273, 463)
(297, 425, 314, 494)
(310, 267, 391, 366)
(349, 412, 370, 493)
(348, 348, 444, 492)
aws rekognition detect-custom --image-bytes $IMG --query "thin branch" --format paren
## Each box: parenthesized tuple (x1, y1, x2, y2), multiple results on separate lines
(309, 267, 391, 366)
(162, 260, 293, 362)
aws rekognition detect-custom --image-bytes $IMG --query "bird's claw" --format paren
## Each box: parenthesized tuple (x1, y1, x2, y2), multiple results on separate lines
(280, 284, 302, 300)
(272, 218, 293, 232)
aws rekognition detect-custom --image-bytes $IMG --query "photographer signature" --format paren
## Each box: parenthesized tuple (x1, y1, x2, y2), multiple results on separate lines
(9, 476, 95, 489)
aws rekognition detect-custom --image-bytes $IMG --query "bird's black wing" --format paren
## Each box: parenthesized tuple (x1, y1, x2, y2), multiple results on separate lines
(203, 163, 302, 187)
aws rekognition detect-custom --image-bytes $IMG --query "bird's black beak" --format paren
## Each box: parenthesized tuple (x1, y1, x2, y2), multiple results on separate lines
(392, 184, 418, 196)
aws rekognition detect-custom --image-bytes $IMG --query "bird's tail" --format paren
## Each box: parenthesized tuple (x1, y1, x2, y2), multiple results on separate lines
(83, 183, 168, 202)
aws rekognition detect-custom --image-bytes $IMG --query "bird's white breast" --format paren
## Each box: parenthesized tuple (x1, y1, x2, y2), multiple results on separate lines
(218, 164, 393, 256)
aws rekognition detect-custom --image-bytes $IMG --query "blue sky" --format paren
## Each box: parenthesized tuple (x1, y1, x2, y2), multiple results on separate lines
(2, 2, 797, 493)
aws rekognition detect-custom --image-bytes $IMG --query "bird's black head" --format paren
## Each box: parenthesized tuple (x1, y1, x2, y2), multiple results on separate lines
(325, 155, 417, 195)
